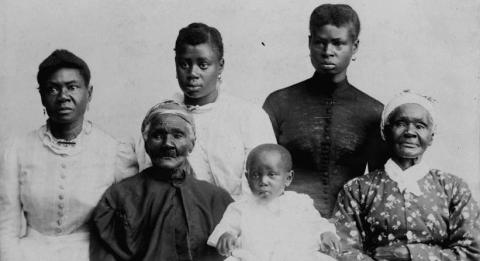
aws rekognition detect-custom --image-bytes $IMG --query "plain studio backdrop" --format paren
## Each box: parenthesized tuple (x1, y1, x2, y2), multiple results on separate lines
(1, 0, 479, 198)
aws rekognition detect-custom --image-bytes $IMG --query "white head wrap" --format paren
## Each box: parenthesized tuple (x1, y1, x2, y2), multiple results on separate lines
(141, 100, 196, 141)
(380, 90, 436, 140)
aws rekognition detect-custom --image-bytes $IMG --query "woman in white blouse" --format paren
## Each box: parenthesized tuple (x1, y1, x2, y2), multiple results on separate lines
(135, 23, 276, 200)
(0, 50, 135, 261)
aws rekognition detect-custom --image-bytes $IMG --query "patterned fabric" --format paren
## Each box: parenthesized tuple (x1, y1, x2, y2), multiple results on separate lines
(334, 169, 480, 261)
(0, 121, 136, 261)
(263, 72, 388, 218)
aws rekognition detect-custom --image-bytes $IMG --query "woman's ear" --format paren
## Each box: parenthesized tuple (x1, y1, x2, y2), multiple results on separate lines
(188, 135, 195, 153)
(352, 39, 359, 54)
(87, 85, 93, 102)
(218, 58, 225, 74)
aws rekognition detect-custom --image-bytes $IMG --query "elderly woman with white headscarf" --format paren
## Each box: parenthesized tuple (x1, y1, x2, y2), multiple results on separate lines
(90, 101, 233, 261)
(333, 91, 480, 261)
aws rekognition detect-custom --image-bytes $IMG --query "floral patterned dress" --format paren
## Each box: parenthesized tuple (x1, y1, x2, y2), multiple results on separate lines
(333, 169, 480, 261)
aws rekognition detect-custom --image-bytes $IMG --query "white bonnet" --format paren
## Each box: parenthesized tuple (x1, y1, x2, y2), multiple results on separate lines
(380, 90, 436, 140)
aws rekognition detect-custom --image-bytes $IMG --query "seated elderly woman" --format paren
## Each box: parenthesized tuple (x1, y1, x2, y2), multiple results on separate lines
(334, 91, 480, 261)
(90, 101, 233, 261)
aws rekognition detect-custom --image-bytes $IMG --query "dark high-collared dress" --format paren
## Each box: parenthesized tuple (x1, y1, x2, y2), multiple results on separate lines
(90, 163, 233, 261)
(263, 73, 388, 218)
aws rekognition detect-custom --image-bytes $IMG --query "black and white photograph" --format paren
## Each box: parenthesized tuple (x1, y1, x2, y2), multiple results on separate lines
(0, 0, 479, 260)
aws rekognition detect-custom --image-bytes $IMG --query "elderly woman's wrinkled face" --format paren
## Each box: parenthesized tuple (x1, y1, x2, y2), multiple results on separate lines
(145, 114, 194, 170)
(386, 103, 434, 160)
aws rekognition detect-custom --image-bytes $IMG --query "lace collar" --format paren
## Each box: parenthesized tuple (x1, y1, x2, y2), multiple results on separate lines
(38, 120, 92, 156)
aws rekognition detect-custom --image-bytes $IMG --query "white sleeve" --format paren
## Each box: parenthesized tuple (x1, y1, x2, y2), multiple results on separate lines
(0, 138, 24, 261)
(133, 133, 152, 172)
(242, 107, 277, 152)
(299, 195, 338, 246)
(240, 108, 277, 197)
(207, 202, 242, 247)
(114, 136, 139, 182)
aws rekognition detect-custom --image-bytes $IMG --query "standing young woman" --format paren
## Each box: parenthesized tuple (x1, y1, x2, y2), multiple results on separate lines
(135, 23, 276, 200)
(0, 50, 135, 261)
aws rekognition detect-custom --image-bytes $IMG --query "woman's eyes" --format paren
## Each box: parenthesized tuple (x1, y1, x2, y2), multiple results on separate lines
(198, 62, 209, 70)
(172, 133, 185, 139)
(45, 87, 59, 95)
(179, 62, 190, 69)
(394, 121, 428, 130)
(67, 84, 79, 91)
(393, 121, 407, 127)
(178, 61, 209, 70)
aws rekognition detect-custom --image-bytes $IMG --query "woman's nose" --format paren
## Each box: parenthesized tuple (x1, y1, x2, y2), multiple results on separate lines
(189, 65, 200, 76)
(404, 124, 417, 136)
(162, 135, 175, 147)
(322, 43, 335, 56)
(58, 86, 70, 99)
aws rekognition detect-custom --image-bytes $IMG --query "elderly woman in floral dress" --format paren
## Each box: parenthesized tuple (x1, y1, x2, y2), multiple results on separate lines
(333, 91, 480, 261)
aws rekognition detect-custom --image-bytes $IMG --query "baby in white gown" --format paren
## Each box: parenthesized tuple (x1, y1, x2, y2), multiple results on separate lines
(208, 144, 339, 261)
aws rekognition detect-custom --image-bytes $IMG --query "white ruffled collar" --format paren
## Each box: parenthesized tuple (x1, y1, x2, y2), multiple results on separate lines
(38, 120, 92, 156)
(384, 159, 430, 195)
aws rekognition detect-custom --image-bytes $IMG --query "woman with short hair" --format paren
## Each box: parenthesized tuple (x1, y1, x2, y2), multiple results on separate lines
(135, 23, 276, 200)
(0, 49, 135, 261)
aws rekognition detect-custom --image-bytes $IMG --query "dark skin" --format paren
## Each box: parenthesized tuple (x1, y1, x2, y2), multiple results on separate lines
(217, 145, 341, 257)
(144, 114, 195, 175)
(175, 43, 224, 107)
(309, 24, 359, 84)
(40, 68, 93, 140)
(373, 104, 434, 261)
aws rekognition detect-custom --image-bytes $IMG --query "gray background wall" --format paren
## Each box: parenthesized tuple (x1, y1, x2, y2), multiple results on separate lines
(1, 0, 479, 198)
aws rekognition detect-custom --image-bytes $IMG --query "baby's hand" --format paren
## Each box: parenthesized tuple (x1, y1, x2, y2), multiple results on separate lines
(216, 232, 239, 256)
(319, 231, 341, 254)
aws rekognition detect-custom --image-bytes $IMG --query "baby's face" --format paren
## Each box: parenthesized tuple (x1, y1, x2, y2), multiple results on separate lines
(246, 151, 292, 202)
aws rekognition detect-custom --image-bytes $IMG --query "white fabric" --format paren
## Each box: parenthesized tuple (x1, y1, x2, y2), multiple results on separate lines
(0, 121, 136, 261)
(380, 90, 436, 140)
(207, 191, 338, 261)
(384, 159, 430, 195)
(135, 90, 276, 200)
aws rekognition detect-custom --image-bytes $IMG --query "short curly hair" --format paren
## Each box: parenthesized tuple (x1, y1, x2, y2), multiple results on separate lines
(37, 49, 90, 89)
(310, 4, 361, 41)
(174, 22, 223, 60)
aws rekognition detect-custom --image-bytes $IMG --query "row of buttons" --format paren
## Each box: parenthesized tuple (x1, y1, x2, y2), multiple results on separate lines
(56, 162, 67, 234)
(319, 99, 334, 191)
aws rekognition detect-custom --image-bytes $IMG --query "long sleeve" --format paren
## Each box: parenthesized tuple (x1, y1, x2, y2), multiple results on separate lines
(0, 138, 24, 261)
(406, 178, 480, 261)
(333, 182, 375, 261)
(262, 96, 280, 141)
(207, 202, 241, 247)
(365, 116, 389, 172)
(114, 138, 139, 182)
(90, 188, 133, 261)
(241, 107, 277, 151)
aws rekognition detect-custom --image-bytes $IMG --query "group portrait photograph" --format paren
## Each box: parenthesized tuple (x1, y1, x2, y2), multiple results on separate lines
(0, 0, 479, 260)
